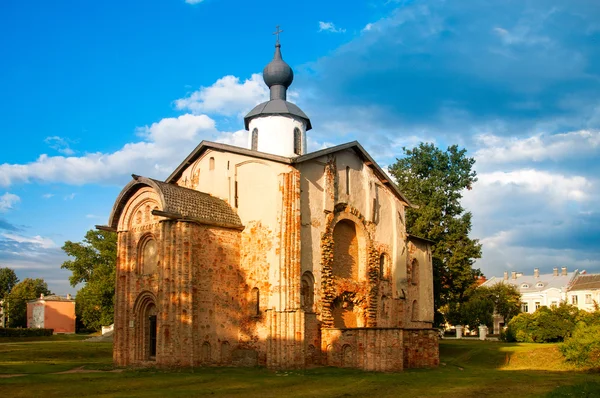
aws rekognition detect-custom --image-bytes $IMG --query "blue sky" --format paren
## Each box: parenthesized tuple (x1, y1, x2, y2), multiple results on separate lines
(1, 0, 599, 294)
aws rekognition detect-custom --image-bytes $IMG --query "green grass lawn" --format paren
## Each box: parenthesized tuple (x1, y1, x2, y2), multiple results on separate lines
(0, 339, 599, 397)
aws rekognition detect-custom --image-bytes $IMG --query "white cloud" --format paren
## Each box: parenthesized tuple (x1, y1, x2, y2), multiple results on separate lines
(2, 233, 56, 249)
(185, 0, 204, 4)
(175, 74, 267, 117)
(0, 114, 222, 187)
(318, 21, 346, 33)
(0, 193, 20, 212)
(362, 23, 373, 32)
(476, 169, 591, 203)
(64, 193, 76, 200)
(42, 193, 54, 199)
(44, 136, 75, 156)
(474, 130, 600, 166)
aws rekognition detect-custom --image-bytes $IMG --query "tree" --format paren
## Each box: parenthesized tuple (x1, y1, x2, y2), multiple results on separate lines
(61, 229, 117, 331)
(389, 143, 482, 324)
(460, 291, 494, 331)
(0, 267, 19, 298)
(6, 278, 51, 327)
(487, 283, 521, 325)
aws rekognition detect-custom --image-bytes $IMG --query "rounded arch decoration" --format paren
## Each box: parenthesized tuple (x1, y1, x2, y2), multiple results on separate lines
(118, 186, 162, 231)
(320, 204, 381, 328)
(137, 233, 159, 275)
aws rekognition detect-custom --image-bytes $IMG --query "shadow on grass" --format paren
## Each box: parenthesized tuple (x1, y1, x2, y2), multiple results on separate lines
(0, 340, 599, 398)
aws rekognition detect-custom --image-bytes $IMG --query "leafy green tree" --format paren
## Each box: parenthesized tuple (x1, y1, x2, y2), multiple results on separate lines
(460, 291, 494, 331)
(389, 143, 482, 324)
(487, 283, 521, 325)
(0, 267, 19, 298)
(61, 229, 117, 331)
(6, 278, 51, 327)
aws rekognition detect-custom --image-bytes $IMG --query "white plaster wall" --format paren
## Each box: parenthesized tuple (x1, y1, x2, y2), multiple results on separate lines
(521, 288, 565, 313)
(248, 115, 307, 157)
(175, 149, 296, 312)
(567, 290, 600, 312)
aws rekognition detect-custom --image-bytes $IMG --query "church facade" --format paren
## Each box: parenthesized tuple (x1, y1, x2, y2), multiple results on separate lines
(100, 41, 439, 371)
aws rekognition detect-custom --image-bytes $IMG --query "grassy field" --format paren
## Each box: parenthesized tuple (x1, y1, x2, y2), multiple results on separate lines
(0, 338, 599, 397)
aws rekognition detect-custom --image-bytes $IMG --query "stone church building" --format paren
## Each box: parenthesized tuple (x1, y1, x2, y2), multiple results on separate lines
(99, 41, 439, 372)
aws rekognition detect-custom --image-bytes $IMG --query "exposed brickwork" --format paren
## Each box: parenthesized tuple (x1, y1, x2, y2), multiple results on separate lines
(402, 329, 440, 368)
(110, 149, 439, 372)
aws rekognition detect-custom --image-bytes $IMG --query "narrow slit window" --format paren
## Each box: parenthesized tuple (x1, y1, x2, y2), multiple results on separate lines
(209, 157, 215, 171)
(293, 127, 301, 155)
(251, 128, 258, 150)
(346, 166, 350, 195)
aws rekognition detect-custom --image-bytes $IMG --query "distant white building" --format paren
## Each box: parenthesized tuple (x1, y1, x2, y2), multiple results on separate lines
(566, 274, 600, 312)
(481, 267, 578, 334)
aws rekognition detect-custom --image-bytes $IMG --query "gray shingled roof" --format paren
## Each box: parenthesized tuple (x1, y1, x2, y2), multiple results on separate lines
(244, 99, 312, 130)
(106, 175, 242, 230)
(569, 274, 600, 291)
(482, 272, 577, 293)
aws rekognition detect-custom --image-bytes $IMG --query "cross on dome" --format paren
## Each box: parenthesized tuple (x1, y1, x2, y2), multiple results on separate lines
(273, 25, 283, 45)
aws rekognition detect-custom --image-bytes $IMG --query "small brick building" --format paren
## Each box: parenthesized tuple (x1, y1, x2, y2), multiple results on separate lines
(99, 42, 439, 371)
(27, 294, 76, 334)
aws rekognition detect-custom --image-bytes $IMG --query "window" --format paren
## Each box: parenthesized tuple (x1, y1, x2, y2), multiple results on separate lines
(572, 295, 578, 305)
(251, 128, 258, 150)
(535, 302, 541, 310)
(536, 282, 544, 288)
(411, 259, 419, 285)
(345, 166, 350, 195)
(251, 287, 260, 316)
(521, 284, 529, 288)
(551, 301, 558, 308)
(379, 254, 388, 279)
(293, 127, 301, 155)
(521, 302, 529, 312)
(585, 294, 592, 304)
(209, 157, 215, 171)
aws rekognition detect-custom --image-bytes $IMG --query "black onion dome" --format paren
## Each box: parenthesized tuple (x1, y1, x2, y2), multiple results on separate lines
(263, 44, 294, 88)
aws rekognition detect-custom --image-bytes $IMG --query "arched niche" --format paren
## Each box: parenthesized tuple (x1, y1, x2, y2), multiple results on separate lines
(332, 220, 359, 279)
(411, 300, 419, 321)
(328, 211, 369, 282)
(137, 234, 158, 275)
(379, 253, 391, 280)
(301, 271, 315, 312)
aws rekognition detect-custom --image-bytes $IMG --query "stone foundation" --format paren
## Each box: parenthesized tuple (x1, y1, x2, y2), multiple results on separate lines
(321, 327, 438, 371)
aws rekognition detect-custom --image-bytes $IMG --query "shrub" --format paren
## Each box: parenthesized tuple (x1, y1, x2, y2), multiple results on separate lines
(503, 303, 581, 343)
(0, 327, 54, 337)
(560, 323, 600, 368)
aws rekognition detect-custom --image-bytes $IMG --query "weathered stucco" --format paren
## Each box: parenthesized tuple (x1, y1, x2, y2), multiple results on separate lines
(110, 142, 438, 371)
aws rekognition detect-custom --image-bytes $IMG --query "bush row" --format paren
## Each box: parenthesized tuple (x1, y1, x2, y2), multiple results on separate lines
(0, 327, 54, 337)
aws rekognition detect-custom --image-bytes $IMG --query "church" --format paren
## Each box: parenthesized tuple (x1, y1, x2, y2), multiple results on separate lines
(98, 39, 439, 372)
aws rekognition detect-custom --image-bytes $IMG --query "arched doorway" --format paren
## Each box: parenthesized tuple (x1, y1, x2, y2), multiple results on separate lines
(134, 292, 158, 361)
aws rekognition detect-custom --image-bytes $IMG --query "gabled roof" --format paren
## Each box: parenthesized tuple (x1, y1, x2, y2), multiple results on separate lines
(295, 141, 415, 208)
(166, 141, 292, 184)
(569, 274, 600, 291)
(104, 175, 243, 231)
(166, 140, 415, 208)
